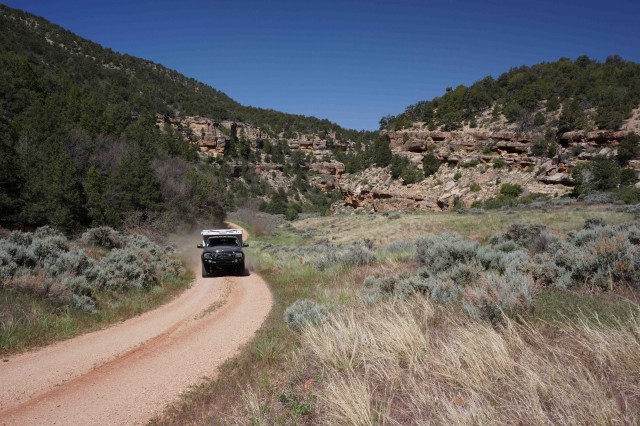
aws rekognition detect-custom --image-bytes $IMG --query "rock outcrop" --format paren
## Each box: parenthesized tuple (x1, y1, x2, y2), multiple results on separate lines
(333, 126, 638, 213)
(155, 114, 354, 161)
(157, 113, 639, 214)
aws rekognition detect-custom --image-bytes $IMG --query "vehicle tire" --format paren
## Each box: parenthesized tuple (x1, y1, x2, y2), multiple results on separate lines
(202, 264, 209, 278)
(238, 261, 246, 276)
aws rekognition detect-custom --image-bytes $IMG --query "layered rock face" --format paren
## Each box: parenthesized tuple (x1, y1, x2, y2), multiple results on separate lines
(156, 113, 638, 213)
(155, 114, 351, 159)
(336, 127, 638, 212)
(155, 113, 349, 195)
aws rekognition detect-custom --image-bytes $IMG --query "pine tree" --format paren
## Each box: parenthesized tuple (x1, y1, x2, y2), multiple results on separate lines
(0, 134, 24, 225)
(371, 138, 392, 167)
(557, 100, 587, 134)
(107, 152, 163, 222)
(422, 153, 441, 177)
(21, 143, 86, 232)
(84, 166, 107, 226)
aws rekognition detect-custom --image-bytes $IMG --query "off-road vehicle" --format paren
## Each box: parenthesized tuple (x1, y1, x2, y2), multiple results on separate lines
(197, 229, 248, 277)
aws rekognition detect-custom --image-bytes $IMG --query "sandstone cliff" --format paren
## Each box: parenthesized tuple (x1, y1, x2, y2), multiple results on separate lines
(155, 113, 352, 159)
(156, 110, 639, 214)
(337, 124, 639, 212)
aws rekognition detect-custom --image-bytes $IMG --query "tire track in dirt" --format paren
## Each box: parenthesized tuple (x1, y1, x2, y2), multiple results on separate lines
(0, 225, 272, 425)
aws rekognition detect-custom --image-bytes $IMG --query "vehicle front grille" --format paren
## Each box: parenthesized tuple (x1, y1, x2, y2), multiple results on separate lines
(213, 253, 233, 260)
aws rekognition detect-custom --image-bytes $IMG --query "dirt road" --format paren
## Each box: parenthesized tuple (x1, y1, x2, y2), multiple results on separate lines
(0, 226, 272, 425)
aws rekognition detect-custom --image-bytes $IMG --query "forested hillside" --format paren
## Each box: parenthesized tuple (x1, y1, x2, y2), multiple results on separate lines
(381, 56, 640, 132)
(0, 4, 369, 232)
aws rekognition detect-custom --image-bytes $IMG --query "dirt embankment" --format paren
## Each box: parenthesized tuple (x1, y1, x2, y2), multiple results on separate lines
(0, 226, 272, 425)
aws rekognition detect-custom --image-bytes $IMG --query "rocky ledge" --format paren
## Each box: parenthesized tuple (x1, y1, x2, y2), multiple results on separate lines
(332, 127, 638, 212)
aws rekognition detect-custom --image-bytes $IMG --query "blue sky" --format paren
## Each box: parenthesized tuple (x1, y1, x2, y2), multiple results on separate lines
(4, 0, 640, 130)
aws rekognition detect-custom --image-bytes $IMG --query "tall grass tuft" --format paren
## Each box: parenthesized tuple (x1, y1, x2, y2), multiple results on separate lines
(300, 298, 640, 424)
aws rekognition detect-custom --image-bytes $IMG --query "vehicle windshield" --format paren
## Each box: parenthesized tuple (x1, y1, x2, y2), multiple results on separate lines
(207, 237, 239, 247)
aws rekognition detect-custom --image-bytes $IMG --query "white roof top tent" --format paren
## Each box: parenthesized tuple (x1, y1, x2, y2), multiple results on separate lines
(200, 229, 244, 246)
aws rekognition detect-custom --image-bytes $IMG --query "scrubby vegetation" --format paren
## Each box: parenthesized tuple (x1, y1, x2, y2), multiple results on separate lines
(0, 226, 187, 354)
(362, 220, 639, 324)
(364, 230, 531, 322)
(284, 300, 328, 332)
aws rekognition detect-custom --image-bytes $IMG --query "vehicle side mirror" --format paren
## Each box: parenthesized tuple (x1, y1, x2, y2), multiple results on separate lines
(197, 244, 203, 248)
(243, 243, 249, 247)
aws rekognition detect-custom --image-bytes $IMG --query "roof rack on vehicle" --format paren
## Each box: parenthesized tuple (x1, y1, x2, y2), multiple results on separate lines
(201, 229, 242, 236)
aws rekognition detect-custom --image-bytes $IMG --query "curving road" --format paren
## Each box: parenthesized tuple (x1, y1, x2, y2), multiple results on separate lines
(0, 226, 272, 425)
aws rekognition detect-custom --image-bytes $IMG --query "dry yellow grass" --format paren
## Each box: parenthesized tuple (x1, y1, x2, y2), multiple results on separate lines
(298, 298, 640, 425)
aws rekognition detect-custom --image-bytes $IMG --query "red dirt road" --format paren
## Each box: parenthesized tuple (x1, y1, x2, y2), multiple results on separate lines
(0, 227, 272, 425)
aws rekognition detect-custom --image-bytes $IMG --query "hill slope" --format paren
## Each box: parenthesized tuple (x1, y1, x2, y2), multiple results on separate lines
(328, 57, 640, 213)
(381, 56, 640, 133)
(0, 4, 372, 231)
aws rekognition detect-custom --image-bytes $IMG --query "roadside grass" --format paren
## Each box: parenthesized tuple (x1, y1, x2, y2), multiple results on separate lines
(150, 249, 325, 425)
(152, 206, 639, 425)
(0, 269, 192, 356)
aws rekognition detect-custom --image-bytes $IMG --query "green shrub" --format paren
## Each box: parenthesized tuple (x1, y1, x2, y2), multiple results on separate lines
(493, 158, 507, 169)
(314, 243, 376, 270)
(572, 156, 622, 195)
(81, 227, 124, 249)
(614, 186, 640, 204)
(401, 166, 423, 184)
(620, 168, 637, 186)
(499, 183, 523, 198)
(482, 195, 518, 209)
(617, 132, 639, 165)
(470, 183, 481, 192)
(284, 299, 328, 332)
(415, 233, 478, 272)
(93, 248, 157, 291)
(531, 138, 548, 157)
(422, 153, 441, 177)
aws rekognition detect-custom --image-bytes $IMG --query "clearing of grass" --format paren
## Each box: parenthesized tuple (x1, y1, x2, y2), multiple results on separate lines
(153, 205, 640, 425)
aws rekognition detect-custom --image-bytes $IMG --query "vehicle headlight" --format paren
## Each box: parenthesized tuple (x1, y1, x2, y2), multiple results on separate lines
(235, 252, 244, 258)
(203, 253, 212, 259)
